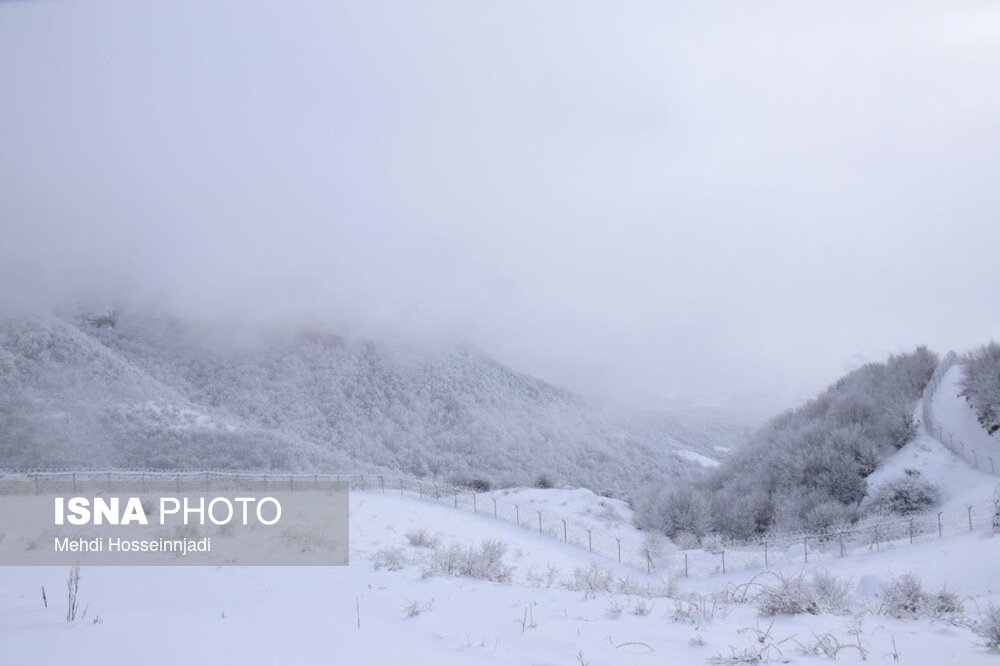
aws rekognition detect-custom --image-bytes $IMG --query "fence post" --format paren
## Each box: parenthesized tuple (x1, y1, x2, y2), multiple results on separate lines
(361, 475, 366, 492)
(472, 494, 477, 513)
(616, 537, 621, 563)
(561, 518, 567, 542)
(968, 505, 974, 531)
(418, 481, 422, 499)
(34, 473, 39, 495)
(763, 538, 768, 567)
(721, 549, 726, 575)
(492, 498, 497, 518)
(838, 532, 844, 558)
(514, 504, 520, 526)
(874, 525, 880, 552)
(537, 510, 543, 533)
(938, 511, 943, 538)
(803, 536, 808, 563)
(908, 518, 914, 544)
(586, 528, 592, 552)
(644, 549, 652, 574)
(684, 552, 689, 577)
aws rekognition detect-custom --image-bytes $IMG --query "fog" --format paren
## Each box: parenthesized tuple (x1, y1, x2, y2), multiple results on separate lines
(2, 1, 999, 411)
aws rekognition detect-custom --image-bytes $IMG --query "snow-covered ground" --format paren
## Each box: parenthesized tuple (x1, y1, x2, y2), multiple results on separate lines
(4, 364, 1000, 665)
(3, 487, 1000, 665)
(931, 364, 1000, 467)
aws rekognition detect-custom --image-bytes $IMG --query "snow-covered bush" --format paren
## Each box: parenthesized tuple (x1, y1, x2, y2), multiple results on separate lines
(535, 474, 555, 489)
(633, 484, 713, 538)
(569, 563, 615, 599)
(867, 471, 940, 517)
(373, 547, 408, 571)
(403, 599, 434, 618)
(879, 573, 925, 618)
(811, 570, 852, 614)
(405, 529, 439, 549)
(974, 603, 1000, 648)
(421, 540, 512, 583)
(754, 573, 820, 616)
(877, 573, 962, 619)
(927, 588, 963, 617)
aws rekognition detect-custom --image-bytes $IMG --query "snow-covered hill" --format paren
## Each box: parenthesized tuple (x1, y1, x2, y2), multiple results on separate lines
(0, 308, 726, 494)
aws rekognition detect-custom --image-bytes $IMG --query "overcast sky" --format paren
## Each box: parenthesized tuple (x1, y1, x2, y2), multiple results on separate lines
(2, 1, 999, 412)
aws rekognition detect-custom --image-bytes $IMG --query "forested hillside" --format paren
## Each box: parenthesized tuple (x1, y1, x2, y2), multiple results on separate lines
(636, 347, 938, 539)
(960, 342, 1000, 435)
(0, 309, 717, 495)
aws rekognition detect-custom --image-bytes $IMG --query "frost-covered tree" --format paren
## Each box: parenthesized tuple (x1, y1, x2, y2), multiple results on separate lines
(960, 342, 1000, 435)
(636, 347, 938, 538)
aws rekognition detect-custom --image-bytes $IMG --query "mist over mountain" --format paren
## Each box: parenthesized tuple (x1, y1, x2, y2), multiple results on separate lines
(0, 308, 740, 496)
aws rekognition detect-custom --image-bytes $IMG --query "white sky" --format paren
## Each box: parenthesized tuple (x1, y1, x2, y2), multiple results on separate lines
(2, 1, 999, 411)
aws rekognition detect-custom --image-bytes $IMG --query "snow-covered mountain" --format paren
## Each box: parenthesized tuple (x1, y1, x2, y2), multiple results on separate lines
(0, 309, 727, 494)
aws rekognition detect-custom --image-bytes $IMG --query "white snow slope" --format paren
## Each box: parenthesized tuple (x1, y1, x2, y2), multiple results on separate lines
(3, 487, 1000, 665)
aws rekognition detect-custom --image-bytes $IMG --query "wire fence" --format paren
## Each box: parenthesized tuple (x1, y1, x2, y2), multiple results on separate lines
(3, 467, 999, 579)
(922, 352, 1000, 475)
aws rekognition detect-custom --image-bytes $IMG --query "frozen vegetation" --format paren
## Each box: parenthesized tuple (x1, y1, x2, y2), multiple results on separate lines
(636, 348, 940, 539)
(0, 308, 731, 495)
(960, 341, 1000, 435)
(4, 487, 1000, 665)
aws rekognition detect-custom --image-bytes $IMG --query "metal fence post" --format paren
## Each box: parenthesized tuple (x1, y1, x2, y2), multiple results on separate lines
(472, 493, 477, 513)
(684, 551, 689, 577)
(616, 537, 621, 563)
(721, 549, 726, 574)
(537, 510, 543, 533)
(838, 532, 844, 558)
(763, 538, 768, 567)
(586, 528, 592, 552)
(561, 518, 567, 542)
(803, 537, 808, 563)
(514, 504, 520, 526)
(492, 498, 497, 518)
(968, 505, 974, 531)
(937, 511, 943, 538)
(644, 549, 652, 574)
